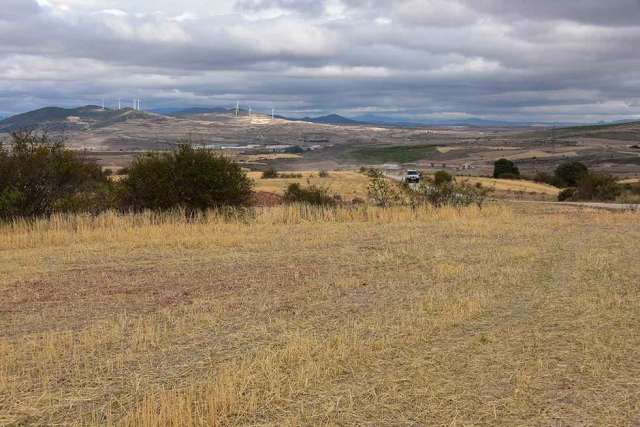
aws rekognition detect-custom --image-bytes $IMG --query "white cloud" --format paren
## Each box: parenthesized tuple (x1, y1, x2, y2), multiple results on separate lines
(0, 0, 639, 121)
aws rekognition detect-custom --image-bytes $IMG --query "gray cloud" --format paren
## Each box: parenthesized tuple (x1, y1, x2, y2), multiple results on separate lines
(0, 0, 639, 122)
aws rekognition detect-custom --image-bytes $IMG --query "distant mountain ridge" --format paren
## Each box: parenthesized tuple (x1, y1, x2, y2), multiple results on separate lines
(0, 105, 157, 132)
(2, 105, 638, 133)
(277, 114, 362, 125)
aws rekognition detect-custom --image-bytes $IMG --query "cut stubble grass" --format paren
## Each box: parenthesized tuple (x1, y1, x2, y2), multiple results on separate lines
(1, 204, 639, 425)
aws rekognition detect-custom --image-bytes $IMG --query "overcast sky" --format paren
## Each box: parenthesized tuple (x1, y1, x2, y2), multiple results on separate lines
(1, 0, 639, 122)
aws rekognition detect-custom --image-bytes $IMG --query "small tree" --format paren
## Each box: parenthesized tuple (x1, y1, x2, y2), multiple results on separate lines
(0, 131, 111, 219)
(554, 161, 588, 187)
(119, 144, 253, 212)
(574, 173, 621, 201)
(283, 183, 336, 206)
(262, 167, 279, 179)
(367, 169, 401, 207)
(493, 159, 520, 179)
(433, 170, 453, 186)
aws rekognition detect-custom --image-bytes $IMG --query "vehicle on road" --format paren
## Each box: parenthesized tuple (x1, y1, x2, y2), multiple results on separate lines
(403, 170, 422, 184)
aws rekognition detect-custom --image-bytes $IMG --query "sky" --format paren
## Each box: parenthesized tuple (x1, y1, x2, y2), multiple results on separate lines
(0, 0, 639, 122)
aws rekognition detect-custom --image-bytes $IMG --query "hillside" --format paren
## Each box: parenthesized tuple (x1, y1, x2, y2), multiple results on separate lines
(0, 106, 160, 132)
(550, 120, 640, 142)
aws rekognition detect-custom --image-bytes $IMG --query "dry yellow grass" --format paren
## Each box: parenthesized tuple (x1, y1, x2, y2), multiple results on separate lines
(1, 204, 639, 425)
(459, 176, 561, 196)
(248, 170, 370, 200)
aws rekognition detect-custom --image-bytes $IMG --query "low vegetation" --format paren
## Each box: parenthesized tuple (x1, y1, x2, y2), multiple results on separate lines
(344, 144, 439, 164)
(283, 182, 337, 206)
(261, 166, 279, 179)
(1, 204, 639, 425)
(0, 131, 113, 220)
(250, 170, 371, 202)
(367, 169, 490, 209)
(533, 161, 626, 202)
(120, 144, 253, 212)
(0, 133, 254, 219)
(493, 158, 521, 179)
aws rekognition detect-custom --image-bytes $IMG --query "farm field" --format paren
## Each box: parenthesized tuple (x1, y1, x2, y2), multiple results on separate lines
(248, 171, 371, 201)
(1, 204, 639, 425)
(249, 170, 561, 202)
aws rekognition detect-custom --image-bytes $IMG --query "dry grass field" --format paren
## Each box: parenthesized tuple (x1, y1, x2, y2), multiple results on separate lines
(248, 171, 371, 201)
(459, 177, 560, 196)
(1, 204, 639, 425)
(249, 171, 560, 202)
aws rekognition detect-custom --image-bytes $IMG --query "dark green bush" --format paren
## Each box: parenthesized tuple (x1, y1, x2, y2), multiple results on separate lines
(533, 171, 563, 187)
(283, 183, 336, 206)
(493, 159, 520, 179)
(433, 170, 453, 186)
(554, 161, 588, 187)
(318, 170, 330, 178)
(119, 144, 253, 212)
(262, 167, 279, 179)
(558, 188, 576, 201)
(0, 131, 112, 219)
(557, 173, 621, 202)
(574, 173, 621, 201)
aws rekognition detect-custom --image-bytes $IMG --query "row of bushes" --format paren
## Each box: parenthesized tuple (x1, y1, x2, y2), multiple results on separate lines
(0, 132, 254, 220)
(533, 161, 623, 202)
(493, 157, 630, 202)
(367, 169, 491, 209)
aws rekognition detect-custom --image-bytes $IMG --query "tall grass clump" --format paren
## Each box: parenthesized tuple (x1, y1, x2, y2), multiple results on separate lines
(283, 183, 337, 206)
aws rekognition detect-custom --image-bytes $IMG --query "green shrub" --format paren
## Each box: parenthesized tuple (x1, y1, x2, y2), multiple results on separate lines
(558, 188, 576, 201)
(574, 173, 621, 201)
(421, 180, 491, 209)
(0, 131, 112, 219)
(318, 170, 330, 178)
(433, 170, 453, 186)
(119, 144, 253, 212)
(533, 171, 563, 187)
(554, 161, 588, 187)
(262, 167, 279, 179)
(367, 169, 401, 207)
(557, 173, 621, 202)
(493, 159, 520, 179)
(283, 183, 336, 206)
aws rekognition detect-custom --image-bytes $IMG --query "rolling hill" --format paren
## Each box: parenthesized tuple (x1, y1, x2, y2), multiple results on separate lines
(545, 120, 640, 142)
(280, 114, 362, 125)
(0, 105, 160, 132)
